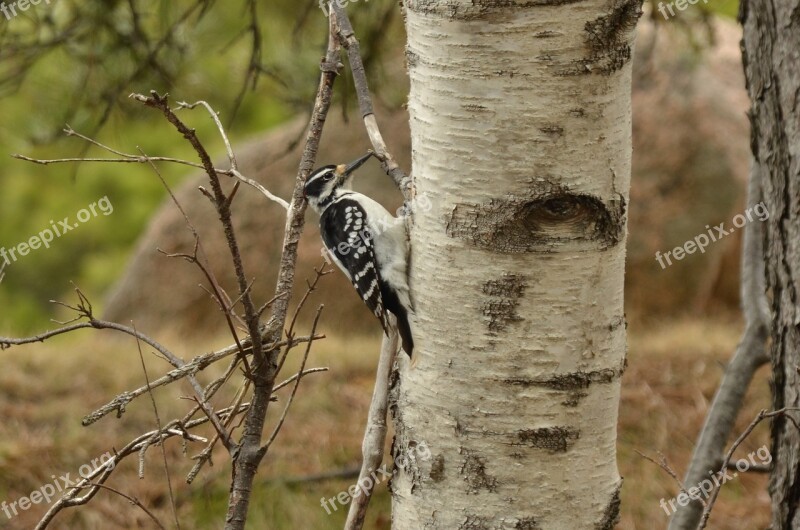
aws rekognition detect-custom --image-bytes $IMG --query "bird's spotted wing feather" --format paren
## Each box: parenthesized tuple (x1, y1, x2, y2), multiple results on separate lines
(320, 198, 390, 332)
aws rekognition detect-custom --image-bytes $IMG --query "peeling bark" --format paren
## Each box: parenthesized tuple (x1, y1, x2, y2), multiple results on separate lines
(391, 0, 638, 527)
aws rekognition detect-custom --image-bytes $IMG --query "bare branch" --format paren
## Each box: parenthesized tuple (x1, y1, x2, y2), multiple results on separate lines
(176, 99, 289, 210)
(81, 334, 322, 426)
(35, 404, 248, 530)
(345, 327, 399, 530)
(278, 262, 332, 374)
(223, 9, 342, 528)
(670, 161, 770, 530)
(143, 151, 255, 378)
(330, 3, 412, 200)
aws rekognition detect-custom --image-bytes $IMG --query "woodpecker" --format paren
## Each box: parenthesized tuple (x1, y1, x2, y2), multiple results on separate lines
(304, 152, 414, 357)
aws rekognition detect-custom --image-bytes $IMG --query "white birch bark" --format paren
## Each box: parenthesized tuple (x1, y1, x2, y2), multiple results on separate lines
(390, 1, 640, 528)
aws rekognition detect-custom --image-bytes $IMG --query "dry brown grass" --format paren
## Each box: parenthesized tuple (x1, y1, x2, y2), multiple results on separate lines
(0, 317, 773, 529)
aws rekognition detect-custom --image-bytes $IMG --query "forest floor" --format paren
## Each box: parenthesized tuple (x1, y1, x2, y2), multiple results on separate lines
(0, 316, 771, 529)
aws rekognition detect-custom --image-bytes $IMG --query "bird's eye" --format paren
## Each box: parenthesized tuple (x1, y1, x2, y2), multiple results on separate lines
(323, 172, 334, 181)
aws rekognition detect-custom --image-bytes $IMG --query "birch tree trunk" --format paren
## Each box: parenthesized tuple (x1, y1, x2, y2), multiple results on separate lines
(741, 0, 800, 527)
(390, 1, 640, 528)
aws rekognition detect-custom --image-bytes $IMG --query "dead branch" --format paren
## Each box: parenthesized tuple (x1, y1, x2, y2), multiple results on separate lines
(5, 4, 365, 530)
(278, 263, 333, 374)
(345, 328, 399, 530)
(6, 287, 237, 451)
(222, 11, 342, 529)
(81, 335, 322, 426)
(146, 152, 253, 378)
(670, 161, 770, 530)
(14, 147, 286, 212)
(176, 99, 289, 209)
(35, 404, 249, 530)
(331, 3, 413, 200)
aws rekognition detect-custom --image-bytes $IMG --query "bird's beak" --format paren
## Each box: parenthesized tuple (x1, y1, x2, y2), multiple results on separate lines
(336, 151, 374, 182)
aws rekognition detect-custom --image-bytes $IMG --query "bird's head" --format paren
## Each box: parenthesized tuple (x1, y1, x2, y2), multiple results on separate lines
(304, 152, 373, 211)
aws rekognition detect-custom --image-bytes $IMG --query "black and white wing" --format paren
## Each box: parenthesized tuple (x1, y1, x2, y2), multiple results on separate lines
(320, 198, 390, 333)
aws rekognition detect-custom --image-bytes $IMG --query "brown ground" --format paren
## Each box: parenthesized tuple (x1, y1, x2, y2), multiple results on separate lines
(0, 316, 773, 529)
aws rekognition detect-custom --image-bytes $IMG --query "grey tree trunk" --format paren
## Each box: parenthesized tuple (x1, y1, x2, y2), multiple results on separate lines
(390, 1, 641, 528)
(741, 0, 800, 527)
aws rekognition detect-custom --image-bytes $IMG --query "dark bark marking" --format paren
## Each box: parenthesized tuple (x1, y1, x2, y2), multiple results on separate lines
(463, 103, 489, 112)
(557, 0, 642, 76)
(483, 299, 522, 332)
(430, 454, 446, 483)
(561, 392, 588, 407)
(459, 515, 490, 530)
(483, 275, 527, 297)
(595, 481, 622, 529)
(393, 437, 426, 494)
(516, 426, 580, 453)
(406, 48, 420, 68)
(482, 274, 528, 333)
(504, 366, 622, 392)
(539, 124, 565, 138)
(516, 517, 542, 530)
(445, 185, 625, 253)
(501, 331, 625, 405)
(460, 450, 498, 494)
(583, 0, 642, 74)
(406, 0, 586, 19)
(608, 314, 625, 332)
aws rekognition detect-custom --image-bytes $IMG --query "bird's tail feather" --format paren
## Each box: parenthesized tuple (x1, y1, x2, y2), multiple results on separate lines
(393, 305, 414, 358)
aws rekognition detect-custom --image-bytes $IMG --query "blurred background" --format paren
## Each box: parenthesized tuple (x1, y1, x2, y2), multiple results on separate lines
(0, 1, 774, 528)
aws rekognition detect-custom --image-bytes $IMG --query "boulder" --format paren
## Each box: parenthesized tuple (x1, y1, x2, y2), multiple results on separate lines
(104, 17, 750, 336)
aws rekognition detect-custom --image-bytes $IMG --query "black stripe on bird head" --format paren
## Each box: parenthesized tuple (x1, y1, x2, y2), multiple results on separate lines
(304, 165, 338, 202)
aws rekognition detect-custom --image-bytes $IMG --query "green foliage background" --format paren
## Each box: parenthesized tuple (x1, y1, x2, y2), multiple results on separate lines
(0, 0, 401, 332)
(0, 0, 738, 334)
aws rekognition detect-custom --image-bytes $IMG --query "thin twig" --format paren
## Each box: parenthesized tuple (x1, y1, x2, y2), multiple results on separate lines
(176, 99, 289, 210)
(636, 450, 702, 508)
(264, 305, 323, 451)
(57, 289, 235, 450)
(698, 407, 800, 529)
(134, 326, 181, 530)
(142, 148, 253, 377)
(278, 263, 332, 374)
(82, 483, 168, 530)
